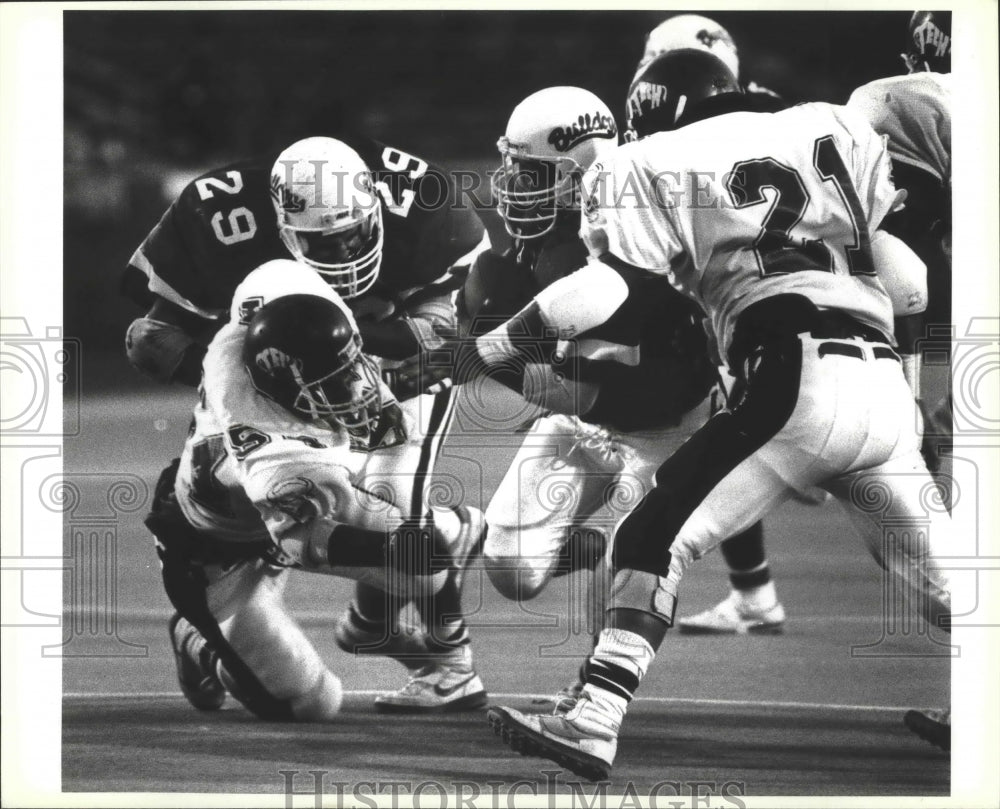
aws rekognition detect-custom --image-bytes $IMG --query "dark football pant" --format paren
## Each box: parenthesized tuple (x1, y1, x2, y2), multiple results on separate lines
(148, 460, 342, 721)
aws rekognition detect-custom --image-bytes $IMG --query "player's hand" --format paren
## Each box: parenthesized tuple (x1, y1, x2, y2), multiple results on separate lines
(383, 359, 453, 402)
(390, 334, 487, 400)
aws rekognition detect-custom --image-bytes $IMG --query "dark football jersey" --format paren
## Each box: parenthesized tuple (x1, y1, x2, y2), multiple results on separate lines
(123, 134, 485, 325)
(459, 218, 714, 432)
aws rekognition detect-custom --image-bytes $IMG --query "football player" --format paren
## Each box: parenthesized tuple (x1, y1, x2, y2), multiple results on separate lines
(632, 17, 793, 637)
(150, 260, 488, 720)
(123, 134, 489, 698)
(849, 9, 952, 470)
(455, 51, 950, 779)
(445, 85, 723, 711)
(849, 9, 953, 752)
(637, 13, 779, 97)
(676, 12, 953, 636)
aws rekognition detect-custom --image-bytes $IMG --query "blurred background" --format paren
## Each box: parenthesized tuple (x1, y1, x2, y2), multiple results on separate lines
(65, 9, 911, 380)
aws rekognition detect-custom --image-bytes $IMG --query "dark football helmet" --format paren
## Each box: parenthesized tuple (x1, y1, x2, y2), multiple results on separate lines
(902, 11, 951, 73)
(243, 293, 381, 429)
(625, 48, 741, 141)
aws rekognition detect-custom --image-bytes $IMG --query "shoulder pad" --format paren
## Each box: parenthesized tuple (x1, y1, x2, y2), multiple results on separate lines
(151, 157, 286, 312)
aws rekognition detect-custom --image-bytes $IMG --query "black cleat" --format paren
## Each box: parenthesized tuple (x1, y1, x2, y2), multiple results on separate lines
(904, 708, 950, 752)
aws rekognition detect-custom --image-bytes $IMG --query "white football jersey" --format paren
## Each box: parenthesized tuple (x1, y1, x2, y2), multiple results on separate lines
(581, 101, 899, 356)
(176, 321, 407, 565)
(847, 72, 951, 186)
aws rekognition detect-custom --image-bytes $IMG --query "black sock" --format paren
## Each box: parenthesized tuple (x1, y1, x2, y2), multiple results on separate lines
(353, 582, 402, 630)
(417, 569, 469, 652)
(720, 522, 771, 590)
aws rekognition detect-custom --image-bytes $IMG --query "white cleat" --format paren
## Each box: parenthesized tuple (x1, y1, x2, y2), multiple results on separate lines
(677, 592, 786, 635)
(488, 690, 618, 782)
(375, 644, 488, 713)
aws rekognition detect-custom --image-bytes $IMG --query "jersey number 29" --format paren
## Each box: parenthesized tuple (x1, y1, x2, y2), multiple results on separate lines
(195, 170, 258, 246)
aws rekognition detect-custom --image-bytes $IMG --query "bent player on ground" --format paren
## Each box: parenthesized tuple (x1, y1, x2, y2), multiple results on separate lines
(123, 134, 489, 707)
(150, 260, 488, 720)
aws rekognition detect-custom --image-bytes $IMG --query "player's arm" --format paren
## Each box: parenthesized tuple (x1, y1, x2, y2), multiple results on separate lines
(238, 432, 404, 572)
(125, 295, 221, 386)
(870, 228, 928, 395)
(363, 171, 490, 359)
(240, 435, 451, 577)
(848, 112, 930, 396)
(122, 182, 238, 385)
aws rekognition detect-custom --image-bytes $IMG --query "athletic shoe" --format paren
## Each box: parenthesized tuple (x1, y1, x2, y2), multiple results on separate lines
(374, 644, 488, 713)
(168, 612, 226, 711)
(677, 592, 786, 635)
(334, 604, 437, 671)
(488, 690, 619, 782)
(904, 707, 951, 752)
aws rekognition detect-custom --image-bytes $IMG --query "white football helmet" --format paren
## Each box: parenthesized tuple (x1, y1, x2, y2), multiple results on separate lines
(270, 137, 383, 299)
(639, 15, 740, 78)
(492, 86, 618, 241)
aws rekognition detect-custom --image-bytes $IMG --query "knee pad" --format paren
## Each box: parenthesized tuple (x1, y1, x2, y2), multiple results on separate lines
(608, 568, 677, 626)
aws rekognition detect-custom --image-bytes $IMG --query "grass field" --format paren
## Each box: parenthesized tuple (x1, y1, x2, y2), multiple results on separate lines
(57, 384, 951, 796)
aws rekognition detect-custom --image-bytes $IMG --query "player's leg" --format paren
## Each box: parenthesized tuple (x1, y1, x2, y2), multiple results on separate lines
(335, 388, 461, 658)
(211, 562, 344, 721)
(676, 522, 786, 634)
(486, 415, 626, 714)
(820, 350, 953, 752)
(371, 504, 490, 712)
(489, 310, 821, 777)
(827, 457, 953, 753)
(149, 459, 342, 721)
(489, 425, 796, 779)
(347, 387, 492, 711)
(824, 451, 952, 634)
(674, 384, 786, 634)
(145, 458, 227, 711)
(483, 414, 616, 600)
(160, 552, 344, 722)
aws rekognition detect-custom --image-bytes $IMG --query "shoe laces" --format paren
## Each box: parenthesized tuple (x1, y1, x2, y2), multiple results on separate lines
(398, 665, 437, 694)
(566, 425, 627, 466)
